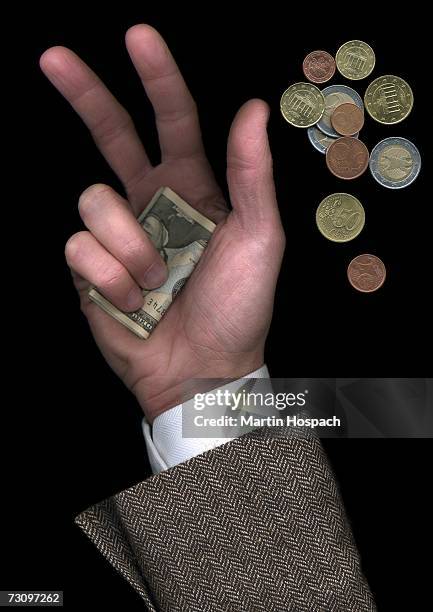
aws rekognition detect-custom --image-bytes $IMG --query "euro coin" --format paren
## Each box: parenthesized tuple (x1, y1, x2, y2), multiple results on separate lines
(364, 75, 413, 124)
(280, 82, 325, 128)
(369, 137, 421, 189)
(303, 50, 336, 84)
(347, 254, 386, 292)
(317, 85, 364, 137)
(307, 126, 337, 154)
(331, 102, 364, 136)
(316, 193, 365, 242)
(326, 137, 369, 180)
(336, 40, 375, 80)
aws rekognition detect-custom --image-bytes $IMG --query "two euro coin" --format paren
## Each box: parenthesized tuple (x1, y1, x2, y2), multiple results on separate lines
(370, 137, 421, 189)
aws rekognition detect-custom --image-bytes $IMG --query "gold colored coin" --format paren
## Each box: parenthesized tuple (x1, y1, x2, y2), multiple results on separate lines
(336, 40, 375, 80)
(280, 82, 325, 128)
(316, 193, 365, 242)
(364, 75, 413, 124)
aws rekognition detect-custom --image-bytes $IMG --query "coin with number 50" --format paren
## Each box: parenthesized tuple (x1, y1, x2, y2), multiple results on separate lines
(316, 193, 365, 242)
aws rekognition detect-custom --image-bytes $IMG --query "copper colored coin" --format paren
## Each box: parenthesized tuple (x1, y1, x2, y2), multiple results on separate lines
(331, 102, 364, 136)
(326, 136, 369, 180)
(303, 50, 336, 84)
(347, 254, 386, 293)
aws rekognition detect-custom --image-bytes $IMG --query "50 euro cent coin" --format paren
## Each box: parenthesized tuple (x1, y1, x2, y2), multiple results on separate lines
(316, 193, 365, 242)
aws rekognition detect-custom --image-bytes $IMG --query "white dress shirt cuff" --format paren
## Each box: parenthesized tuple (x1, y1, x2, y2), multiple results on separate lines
(142, 365, 270, 473)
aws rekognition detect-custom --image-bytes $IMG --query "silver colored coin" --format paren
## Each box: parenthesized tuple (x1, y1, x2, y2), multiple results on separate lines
(317, 85, 364, 137)
(307, 126, 337, 154)
(369, 137, 421, 189)
(309, 124, 358, 153)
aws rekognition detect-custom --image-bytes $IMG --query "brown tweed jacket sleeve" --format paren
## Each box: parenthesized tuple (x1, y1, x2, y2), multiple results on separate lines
(75, 428, 376, 611)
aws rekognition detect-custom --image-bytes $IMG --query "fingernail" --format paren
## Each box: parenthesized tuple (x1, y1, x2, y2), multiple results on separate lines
(143, 262, 168, 289)
(126, 288, 144, 312)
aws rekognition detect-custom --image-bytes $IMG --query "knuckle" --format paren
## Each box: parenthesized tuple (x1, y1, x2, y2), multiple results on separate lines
(97, 261, 125, 290)
(227, 152, 257, 174)
(93, 112, 133, 146)
(120, 236, 148, 263)
(78, 183, 112, 218)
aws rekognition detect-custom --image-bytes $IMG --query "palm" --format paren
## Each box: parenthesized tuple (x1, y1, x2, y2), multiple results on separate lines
(82, 156, 277, 412)
(41, 25, 284, 418)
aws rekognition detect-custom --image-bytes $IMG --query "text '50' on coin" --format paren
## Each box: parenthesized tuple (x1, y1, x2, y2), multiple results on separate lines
(370, 137, 421, 189)
(316, 193, 365, 242)
(365, 75, 413, 124)
(326, 137, 369, 180)
(317, 85, 364, 137)
(303, 50, 336, 84)
(347, 254, 386, 292)
(280, 83, 325, 127)
(336, 40, 375, 80)
(331, 103, 364, 136)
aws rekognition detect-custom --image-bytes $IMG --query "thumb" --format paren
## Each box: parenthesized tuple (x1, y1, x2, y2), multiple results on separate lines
(227, 99, 280, 229)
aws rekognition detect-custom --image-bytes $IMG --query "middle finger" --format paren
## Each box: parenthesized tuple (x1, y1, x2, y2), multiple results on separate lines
(126, 25, 205, 162)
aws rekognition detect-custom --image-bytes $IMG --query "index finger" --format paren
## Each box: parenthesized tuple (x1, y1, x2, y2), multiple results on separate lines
(40, 46, 152, 194)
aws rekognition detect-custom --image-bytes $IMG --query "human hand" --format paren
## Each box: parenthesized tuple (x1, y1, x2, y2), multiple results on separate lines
(40, 25, 285, 422)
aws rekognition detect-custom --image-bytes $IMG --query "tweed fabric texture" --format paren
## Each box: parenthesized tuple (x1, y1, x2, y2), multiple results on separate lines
(75, 428, 376, 611)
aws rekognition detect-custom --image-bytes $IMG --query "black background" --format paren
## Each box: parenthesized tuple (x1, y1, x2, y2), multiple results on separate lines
(3, 6, 431, 610)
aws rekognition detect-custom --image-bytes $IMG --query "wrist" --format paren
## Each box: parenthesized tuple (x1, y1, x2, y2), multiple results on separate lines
(134, 351, 264, 423)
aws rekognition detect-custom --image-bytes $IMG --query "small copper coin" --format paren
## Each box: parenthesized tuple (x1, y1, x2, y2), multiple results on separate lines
(326, 137, 369, 180)
(303, 50, 336, 84)
(347, 254, 386, 292)
(331, 103, 364, 136)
